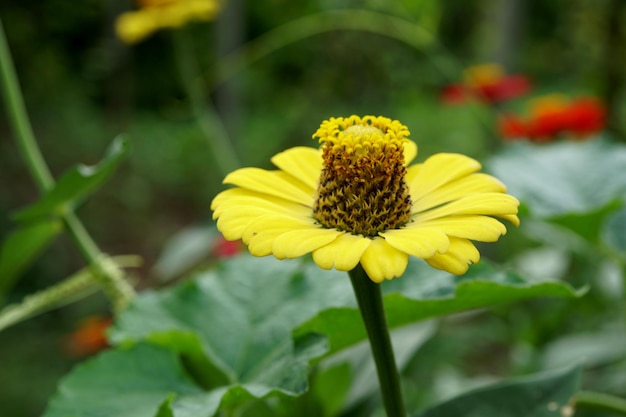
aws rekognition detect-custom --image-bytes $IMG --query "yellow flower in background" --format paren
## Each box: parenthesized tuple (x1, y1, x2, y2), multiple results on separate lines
(462, 63, 505, 89)
(116, 0, 221, 44)
(211, 116, 519, 282)
(527, 93, 569, 118)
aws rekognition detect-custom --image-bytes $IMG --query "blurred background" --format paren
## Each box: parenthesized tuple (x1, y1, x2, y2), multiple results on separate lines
(1, 0, 625, 416)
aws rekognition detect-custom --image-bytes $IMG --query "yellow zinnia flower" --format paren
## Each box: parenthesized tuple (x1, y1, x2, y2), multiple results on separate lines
(211, 115, 519, 283)
(116, 0, 221, 44)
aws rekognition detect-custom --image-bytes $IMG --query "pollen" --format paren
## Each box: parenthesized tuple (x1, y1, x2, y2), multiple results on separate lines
(312, 115, 413, 237)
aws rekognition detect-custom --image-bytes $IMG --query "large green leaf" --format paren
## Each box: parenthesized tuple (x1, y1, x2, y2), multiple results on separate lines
(109, 256, 354, 397)
(45, 255, 583, 417)
(487, 139, 626, 218)
(541, 330, 626, 369)
(0, 219, 62, 298)
(42, 343, 209, 417)
(295, 260, 585, 354)
(13, 136, 129, 222)
(414, 365, 582, 417)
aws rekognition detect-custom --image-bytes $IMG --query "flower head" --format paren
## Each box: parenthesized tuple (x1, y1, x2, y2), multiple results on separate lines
(65, 316, 112, 357)
(212, 235, 243, 258)
(499, 95, 606, 142)
(441, 63, 531, 105)
(116, 0, 221, 44)
(211, 115, 519, 282)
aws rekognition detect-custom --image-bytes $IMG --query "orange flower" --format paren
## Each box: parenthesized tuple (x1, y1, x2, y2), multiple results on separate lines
(65, 316, 112, 357)
(499, 95, 606, 142)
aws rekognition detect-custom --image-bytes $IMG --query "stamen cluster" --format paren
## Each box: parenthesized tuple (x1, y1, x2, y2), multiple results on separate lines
(313, 116, 413, 237)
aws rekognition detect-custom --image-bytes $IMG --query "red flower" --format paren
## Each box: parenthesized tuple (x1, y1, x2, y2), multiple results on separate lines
(478, 75, 531, 103)
(566, 98, 606, 138)
(212, 235, 242, 258)
(498, 115, 527, 139)
(441, 64, 531, 105)
(498, 95, 606, 142)
(440, 84, 467, 104)
(65, 316, 112, 357)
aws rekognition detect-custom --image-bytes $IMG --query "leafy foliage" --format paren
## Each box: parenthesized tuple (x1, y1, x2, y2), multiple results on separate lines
(0, 219, 62, 298)
(43, 255, 583, 417)
(13, 137, 129, 222)
(0, 136, 129, 298)
(42, 343, 206, 417)
(603, 207, 626, 257)
(416, 365, 581, 417)
(487, 139, 626, 219)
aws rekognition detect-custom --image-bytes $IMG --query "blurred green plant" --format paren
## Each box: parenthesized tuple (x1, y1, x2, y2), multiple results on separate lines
(0, 18, 136, 316)
(43, 255, 584, 417)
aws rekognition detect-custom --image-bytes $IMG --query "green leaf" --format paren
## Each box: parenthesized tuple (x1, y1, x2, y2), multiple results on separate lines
(0, 219, 62, 298)
(13, 136, 129, 222)
(414, 365, 582, 417)
(549, 199, 623, 243)
(541, 330, 626, 369)
(43, 343, 207, 417)
(310, 363, 353, 417)
(602, 206, 626, 257)
(109, 256, 353, 398)
(320, 321, 436, 411)
(152, 225, 219, 282)
(487, 139, 626, 218)
(45, 255, 583, 417)
(296, 260, 585, 354)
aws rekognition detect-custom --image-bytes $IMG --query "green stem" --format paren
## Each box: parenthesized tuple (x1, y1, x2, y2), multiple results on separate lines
(348, 264, 406, 417)
(575, 391, 626, 415)
(0, 18, 54, 191)
(0, 18, 135, 313)
(0, 268, 96, 332)
(62, 212, 136, 312)
(172, 29, 241, 177)
(0, 255, 141, 332)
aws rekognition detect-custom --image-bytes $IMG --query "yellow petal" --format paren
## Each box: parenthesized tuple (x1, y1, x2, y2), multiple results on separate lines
(360, 238, 409, 283)
(224, 168, 314, 206)
(272, 228, 343, 259)
(115, 11, 157, 43)
(215, 206, 277, 240)
(313, 233, 371, 271)
(213, 190, 311, 241)
(379, 228, 449, 259)
(413, 193, 519, 223)
(409, 172, 507, 213)
(403, 140, 418, 165)
(500, 213, 521, 227)
(244, 214, 320, 256)
(412, 215, 507, 242)
(270, 147, 322, 190)
(408, 153, 482, 202)
(216, 216, 250, 241)
(211, 188, 311, 219)
(425, 238, 480, 275)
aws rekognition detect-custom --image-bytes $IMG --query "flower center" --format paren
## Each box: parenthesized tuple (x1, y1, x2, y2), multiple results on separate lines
(312, 115, 413, 237)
